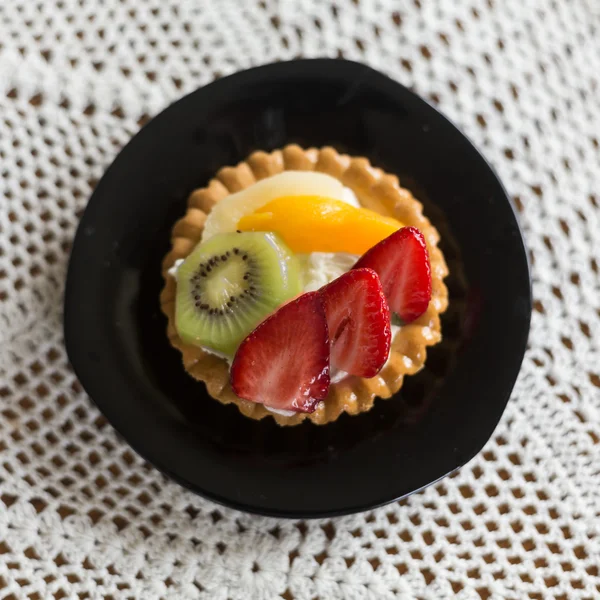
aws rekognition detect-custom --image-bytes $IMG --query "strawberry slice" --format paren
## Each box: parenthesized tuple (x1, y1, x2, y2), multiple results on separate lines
(353, 226, 432, 323)
(230, 291, 330, 413)
(320, 268, 391, 378)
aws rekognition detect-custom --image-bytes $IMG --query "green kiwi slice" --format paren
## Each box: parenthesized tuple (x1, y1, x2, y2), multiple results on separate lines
(175, 231, 302, 356)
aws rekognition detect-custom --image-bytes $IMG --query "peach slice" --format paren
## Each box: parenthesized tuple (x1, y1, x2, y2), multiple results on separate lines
(237, 195, 403, 255)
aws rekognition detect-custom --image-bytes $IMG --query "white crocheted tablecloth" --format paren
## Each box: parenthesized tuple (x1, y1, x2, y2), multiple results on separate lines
(1, 1, 599, 598)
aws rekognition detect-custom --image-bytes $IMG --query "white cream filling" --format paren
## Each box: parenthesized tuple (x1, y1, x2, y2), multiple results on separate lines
(167, 258, 184, 277)
(299, 252, 360, 292)
(265, 407, 297, 417)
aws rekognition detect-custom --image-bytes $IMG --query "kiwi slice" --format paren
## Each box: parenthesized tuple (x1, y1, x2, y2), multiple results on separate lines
(175, 231, 302, 356)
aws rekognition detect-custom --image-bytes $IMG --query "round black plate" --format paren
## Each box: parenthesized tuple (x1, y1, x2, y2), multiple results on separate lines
(64, 59, 531, 518)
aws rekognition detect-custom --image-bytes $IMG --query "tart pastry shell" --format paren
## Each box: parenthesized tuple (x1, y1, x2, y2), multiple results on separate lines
(160, 145, 449, 426)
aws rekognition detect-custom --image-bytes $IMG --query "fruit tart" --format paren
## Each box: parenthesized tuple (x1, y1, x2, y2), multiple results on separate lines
(160, 145, 449, 426)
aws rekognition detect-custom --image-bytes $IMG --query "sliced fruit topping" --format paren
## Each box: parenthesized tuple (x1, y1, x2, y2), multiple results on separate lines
(175, 231, 302, 356)
(353, 226, 432, 323)
(230, 291, 330, 413)
(237, 195, 402, 255)
(320, 268, 391, 378)
(202, 171, 346, 241)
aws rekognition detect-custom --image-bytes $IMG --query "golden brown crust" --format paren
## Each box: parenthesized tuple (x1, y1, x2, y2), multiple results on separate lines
(160, 145, 449, 426)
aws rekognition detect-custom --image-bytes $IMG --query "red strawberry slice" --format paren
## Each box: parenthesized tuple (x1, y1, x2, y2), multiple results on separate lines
(230, 291, 330, 413)
(320, 268, 391, 378)
(353, 226, 432, 323)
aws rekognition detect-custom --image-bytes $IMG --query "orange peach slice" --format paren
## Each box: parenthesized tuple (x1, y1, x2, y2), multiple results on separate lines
(237, 195, 403, 255)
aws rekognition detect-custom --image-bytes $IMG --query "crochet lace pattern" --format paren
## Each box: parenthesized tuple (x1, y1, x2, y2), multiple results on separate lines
(0, 0, 599, 598)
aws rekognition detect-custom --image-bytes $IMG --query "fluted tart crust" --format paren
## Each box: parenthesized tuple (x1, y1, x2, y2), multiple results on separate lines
(160, 145, 448, 426)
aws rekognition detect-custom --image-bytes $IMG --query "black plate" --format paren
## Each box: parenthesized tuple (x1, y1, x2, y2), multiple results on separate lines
(64, 59, 531, 518)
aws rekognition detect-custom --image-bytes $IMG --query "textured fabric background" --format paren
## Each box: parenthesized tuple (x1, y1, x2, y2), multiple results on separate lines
(1, 0, 599, 598)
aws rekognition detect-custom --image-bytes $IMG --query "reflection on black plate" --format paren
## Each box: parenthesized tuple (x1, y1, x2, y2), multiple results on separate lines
(64, 59, 531, 517)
